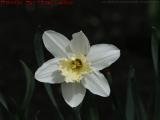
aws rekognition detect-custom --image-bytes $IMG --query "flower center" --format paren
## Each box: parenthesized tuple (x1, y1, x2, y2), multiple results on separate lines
(71, 59, 82, 70)
(58, 54, 92, 83)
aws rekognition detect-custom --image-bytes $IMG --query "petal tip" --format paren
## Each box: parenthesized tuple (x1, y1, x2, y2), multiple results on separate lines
(68, 102, 80, 108)
(116, 49, 121, 59)
(97, 88, 110, 97)
(80, 30, 84, 34)
(34, 69, 39, 81)
(63, 95, 83, 108)
(104, 89, 111, 97)
(43, 30, 53, 36)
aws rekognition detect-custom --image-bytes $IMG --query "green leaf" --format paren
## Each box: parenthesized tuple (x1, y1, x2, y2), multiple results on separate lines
(34, 30, 64, 120)
(20, 61, 35, 111)
(33, 30, 45, 66)
(0, 93, 8, 111)
(152, 27, 160, 120)
(138, 100, 147, 120)
(151, 27, 160, 78)
(106, 71, 125, 120)
(126, 66, 135, 120)
(89, 107, 99, 120)
(44, 84, 64, 120)
(84, 94, 99, 120)
(126, 66, 148, 120)
(109, 74, 125, 120)
(73, 106, 82, 120)
(112, 95, 125, 120)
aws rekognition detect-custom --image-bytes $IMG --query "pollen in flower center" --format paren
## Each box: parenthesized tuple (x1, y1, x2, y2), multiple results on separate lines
(58, 54, 92, 83)
(71, 59, 82, 70)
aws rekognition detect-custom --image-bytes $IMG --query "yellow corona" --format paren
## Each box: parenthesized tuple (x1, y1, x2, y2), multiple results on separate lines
(58, 54, 92, 83)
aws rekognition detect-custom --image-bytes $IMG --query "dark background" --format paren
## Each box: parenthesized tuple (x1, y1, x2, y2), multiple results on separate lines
(0, 0, 155, 120)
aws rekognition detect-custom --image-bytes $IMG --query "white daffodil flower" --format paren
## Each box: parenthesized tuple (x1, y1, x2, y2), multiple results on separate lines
(35, 30, 120, 107)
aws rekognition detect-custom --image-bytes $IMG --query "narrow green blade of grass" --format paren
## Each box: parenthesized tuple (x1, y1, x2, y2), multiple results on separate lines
(126, 66, 135, 120)
(33, 30, 45, 65)
(20, 61, 35, 110)
(130, 71, 148, 120)
(73, 106, 82, 120)
(107, 71, 125, 120)
(0, 93, 8, 111)
(138, 100, 147, 120)
(151, 27, 159, 78)
(33, 30, 64, 120)
(84, 94, 99, 120)
(44, 83, 63, 118)
(151, 27, 160, 120)
(19, 61, 35, 120)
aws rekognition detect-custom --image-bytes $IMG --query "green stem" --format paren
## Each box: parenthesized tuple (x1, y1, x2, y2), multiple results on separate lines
(44, 84, 64, 120)
(74, 107, 82, 120)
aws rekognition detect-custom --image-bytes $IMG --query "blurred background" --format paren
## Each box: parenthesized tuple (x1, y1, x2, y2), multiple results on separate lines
(0, 0, 159, 120)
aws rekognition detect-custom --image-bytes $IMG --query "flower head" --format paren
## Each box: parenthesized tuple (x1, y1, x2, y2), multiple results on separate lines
(35, 30, 120, 107)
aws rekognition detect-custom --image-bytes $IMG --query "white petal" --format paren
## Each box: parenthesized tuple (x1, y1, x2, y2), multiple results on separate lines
(43, 30, 70, 57)
(87, 44, 120, 70)
(35, 58, 64, 84)
(81, 71, 110, 97)
(70, 31, 90, 55)
(61, 83, 86, 107)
